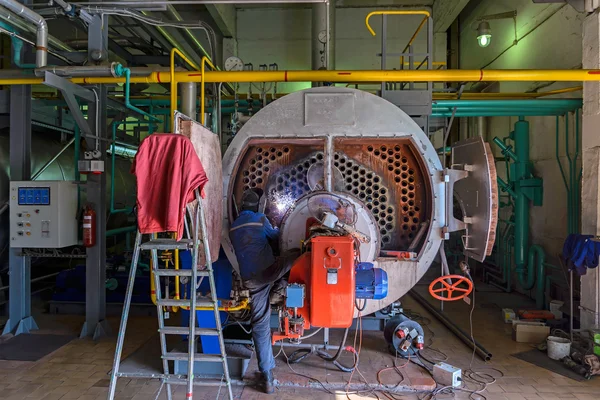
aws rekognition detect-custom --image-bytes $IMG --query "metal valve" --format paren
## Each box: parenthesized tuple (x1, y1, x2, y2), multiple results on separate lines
(395, 327, 409, 339)
(414, 335, 424, 350)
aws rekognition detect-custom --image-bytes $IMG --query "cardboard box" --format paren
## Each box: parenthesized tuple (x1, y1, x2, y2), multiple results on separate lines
(512, 323, 550, 343)
(502, 308, 516, 323)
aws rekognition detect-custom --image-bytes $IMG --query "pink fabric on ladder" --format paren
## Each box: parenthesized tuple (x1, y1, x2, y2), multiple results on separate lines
(131, 133, 208, 239)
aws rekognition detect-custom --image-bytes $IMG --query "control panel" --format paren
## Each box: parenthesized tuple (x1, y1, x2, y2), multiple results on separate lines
(9, 181, 78, 248)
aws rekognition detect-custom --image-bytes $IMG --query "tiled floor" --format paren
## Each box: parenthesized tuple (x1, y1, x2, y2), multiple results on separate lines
(0, 286, 599, 400)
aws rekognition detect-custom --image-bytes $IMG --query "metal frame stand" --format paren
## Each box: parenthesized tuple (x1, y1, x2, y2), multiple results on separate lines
(81, 15, 110, 339)
(3, 85, 38, 335)
(108, 190, 233, 400)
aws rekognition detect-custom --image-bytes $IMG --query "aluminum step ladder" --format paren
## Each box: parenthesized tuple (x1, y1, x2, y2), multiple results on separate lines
(107, 189, 233, 400)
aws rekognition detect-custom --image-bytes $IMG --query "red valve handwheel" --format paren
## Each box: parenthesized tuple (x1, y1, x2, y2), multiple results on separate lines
(428, 275, 473, 301)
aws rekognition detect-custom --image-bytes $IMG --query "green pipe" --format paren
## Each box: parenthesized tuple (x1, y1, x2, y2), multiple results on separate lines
(530, 245, 546, 308)
(565, 112, 574, 234)
(433, 106, 578, 112)
(575, 109, 580, 233)
(434, 99, 582, 108)
(110, 121, 133, 215)
(497, 176, 517, 199)
(113, 65, 160, 123)
(555, 116, 569, 190)
(493, 137, 518, 162)
(433, 111, 570, 117)
(106, 226, 136, 237)
(74, 125, 81, 210)
(0, 21, 37, 69)
(513, 117, 530, 285)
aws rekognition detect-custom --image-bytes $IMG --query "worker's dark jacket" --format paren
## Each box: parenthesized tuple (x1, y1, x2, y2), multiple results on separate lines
(229, 210, 279, 281)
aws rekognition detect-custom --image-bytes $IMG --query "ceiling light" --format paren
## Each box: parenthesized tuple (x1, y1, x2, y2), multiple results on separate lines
(477, 21, 491, 48)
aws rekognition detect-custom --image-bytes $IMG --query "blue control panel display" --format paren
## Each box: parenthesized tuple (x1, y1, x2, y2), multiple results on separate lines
(18, 187, 50, 205)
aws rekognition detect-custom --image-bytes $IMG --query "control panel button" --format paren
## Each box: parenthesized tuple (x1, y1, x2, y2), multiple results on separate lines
(25, 223, 31, 227)
(17, 222, 23, 227)
(17, 231, 23, 236)
(25, 232, 31, 236)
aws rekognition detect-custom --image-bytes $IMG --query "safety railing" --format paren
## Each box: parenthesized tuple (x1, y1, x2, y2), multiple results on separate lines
(365, 10, 432, 73)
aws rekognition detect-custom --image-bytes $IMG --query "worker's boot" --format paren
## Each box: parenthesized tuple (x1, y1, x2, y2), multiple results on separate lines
(263, 370, 275, 394)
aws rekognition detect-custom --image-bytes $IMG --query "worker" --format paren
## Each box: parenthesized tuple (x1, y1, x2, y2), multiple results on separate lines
(229, 189, 300, 394)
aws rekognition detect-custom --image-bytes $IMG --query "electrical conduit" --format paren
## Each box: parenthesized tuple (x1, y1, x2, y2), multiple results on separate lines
(0, 0, 47, 67)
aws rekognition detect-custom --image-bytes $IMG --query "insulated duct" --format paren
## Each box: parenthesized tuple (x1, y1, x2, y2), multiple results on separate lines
(311, 1, 334, 71)
(0, 0, 48, 67)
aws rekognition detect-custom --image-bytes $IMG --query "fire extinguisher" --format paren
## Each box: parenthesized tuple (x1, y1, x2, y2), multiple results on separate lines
(83, 205, 96, 248)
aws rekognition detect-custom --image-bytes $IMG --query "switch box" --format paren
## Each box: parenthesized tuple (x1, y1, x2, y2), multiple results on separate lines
(9, 181, 78, 248)
(432, 362, 462, 387)
(286, 284, 305, 308)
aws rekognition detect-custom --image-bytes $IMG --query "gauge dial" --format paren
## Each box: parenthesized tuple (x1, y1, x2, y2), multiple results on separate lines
(318, 30, 328, 44)
(225, 56, 244, 71)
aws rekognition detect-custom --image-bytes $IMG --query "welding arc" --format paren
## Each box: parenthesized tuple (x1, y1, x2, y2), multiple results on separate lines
(286, 328, 359, 372)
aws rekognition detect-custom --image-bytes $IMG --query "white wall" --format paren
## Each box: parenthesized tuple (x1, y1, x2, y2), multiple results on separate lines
(236, 4, 440, 93)
(459, 1, 584, 295)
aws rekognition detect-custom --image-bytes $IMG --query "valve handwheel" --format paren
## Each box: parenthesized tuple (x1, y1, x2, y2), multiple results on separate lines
(428, 275, 473, 301)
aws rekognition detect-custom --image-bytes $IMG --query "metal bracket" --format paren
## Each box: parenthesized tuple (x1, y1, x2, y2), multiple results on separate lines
(443, 168, 469, 238)
(43, 71, 94, 136)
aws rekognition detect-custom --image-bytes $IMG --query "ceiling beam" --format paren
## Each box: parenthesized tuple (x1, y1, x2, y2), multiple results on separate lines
(433, 0, 471, 33)
(206, 4, 236, 37)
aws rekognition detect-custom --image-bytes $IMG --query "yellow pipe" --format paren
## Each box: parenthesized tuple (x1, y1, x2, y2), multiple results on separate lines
(200, 56, 216, 125)
(400, 15, 428, 68)
(170, 48, 200, 129)
(536, 86, 583, 96)
(2, 70, 599, 86)
(403, 61, 446, 66)
(365, 10, 431, 36)
(178, 298, 250, 312)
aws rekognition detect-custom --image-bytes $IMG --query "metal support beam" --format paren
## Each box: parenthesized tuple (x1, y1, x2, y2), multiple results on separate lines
(433, 0, 470, 33)
(43, 71, 94, 136)
(206, 3, 236, 37)
(80, 15, 110, 340)
(3, 85, 38, 336)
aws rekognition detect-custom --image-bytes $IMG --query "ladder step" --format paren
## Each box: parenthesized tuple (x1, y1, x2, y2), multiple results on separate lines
(154, 269, 210, 277)
(140, 239, 194, 250)
(157, 299, 215, 308)
(159, 327, 219, 336)
(163, 352, 224, 362)
(163, 376, 232, 387)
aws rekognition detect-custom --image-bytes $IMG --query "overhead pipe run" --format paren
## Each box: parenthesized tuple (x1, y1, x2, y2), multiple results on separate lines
(4, 69, 600, 86)
(0, 0, 48, 67)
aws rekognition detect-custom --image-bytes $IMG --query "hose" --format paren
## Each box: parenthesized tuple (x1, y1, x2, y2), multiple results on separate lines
(315, 327, 349, 362)
(286, 327, 358, 372)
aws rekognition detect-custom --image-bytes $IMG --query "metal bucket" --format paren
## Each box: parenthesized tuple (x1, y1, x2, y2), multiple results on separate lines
(547, 336, 571, 360)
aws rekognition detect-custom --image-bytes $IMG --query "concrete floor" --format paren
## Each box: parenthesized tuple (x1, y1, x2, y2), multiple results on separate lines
(0, 287, 599, 400)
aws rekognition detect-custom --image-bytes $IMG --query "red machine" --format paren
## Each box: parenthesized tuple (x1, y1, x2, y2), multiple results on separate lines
(272, 235, 356, 343)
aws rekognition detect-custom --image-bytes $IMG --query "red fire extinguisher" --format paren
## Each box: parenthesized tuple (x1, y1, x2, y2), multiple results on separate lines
(83, 205, 96, 248)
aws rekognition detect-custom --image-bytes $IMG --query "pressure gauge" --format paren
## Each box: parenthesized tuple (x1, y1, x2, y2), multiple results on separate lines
(318, 30, 328, 44)
(225, 56, 244, 72)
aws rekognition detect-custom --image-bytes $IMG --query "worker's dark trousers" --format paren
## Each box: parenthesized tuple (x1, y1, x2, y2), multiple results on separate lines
(244, 249, 301, 373)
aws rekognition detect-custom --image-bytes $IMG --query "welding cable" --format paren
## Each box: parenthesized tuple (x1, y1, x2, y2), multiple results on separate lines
(318, 346, 359, 373)
(355, 298, 367, 312)
(315, 327, 349, 362)
(287, 348, 313, 364)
